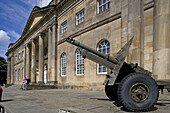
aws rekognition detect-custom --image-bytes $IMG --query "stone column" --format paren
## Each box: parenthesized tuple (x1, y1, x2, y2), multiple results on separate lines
(50, 23, 57, 84)
(31, 39, 36, 83)
(121, 0, 128, 46)
(7, 58, 11, 84)
(26, 43, 31, 79)
(153, 0, 170, 79)
(128, 0, 144, 67)
(11, 56, 14, 84)
(24, 47, 26, 78)
(38, 33, 45, 83)
(48, 27, 52, 82)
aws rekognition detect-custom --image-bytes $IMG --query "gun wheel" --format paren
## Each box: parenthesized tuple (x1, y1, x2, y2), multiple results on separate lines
(105, 82, 118, 101)
(117, 73, 159, 112)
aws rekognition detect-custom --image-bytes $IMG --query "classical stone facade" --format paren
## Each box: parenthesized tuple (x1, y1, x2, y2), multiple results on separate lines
(6, 0, 170, 89)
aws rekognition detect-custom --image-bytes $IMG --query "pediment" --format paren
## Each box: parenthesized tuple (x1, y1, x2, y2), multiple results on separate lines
(29, 15, 43, 30)
(21, 6, 54, 37)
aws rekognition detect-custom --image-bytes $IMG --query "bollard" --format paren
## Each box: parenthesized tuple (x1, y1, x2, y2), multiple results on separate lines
(0, 86, 2, 101)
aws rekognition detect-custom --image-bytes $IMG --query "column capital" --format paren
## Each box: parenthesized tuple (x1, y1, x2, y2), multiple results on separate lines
(47, 25, 52, 31)
(39, 32, 46, 38)
(7, 57, 11, 61)
(53, 16, 57, 22)
(31, 38, 38, 43)
(52, 22, 58, 26)
(26, 43, 31, 47)
(54, 16, 57, 19)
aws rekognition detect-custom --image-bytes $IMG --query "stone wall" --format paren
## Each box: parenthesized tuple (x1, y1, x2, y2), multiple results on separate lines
(57, 18, 121, 87)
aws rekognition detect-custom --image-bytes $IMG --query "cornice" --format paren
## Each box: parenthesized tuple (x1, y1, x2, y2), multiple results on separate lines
(57, 12, 121, 45)
(58, 0, 81, 19)
(14, 60, 24, 66)
(144, 0, 154, 11)
(56, 0, 69, 9)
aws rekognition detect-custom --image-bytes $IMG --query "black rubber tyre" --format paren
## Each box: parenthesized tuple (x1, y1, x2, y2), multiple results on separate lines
(105, 82, 118, 101)
(117, 73, 159, 112)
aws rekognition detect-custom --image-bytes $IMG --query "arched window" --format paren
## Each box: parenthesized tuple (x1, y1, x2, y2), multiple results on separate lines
(61, 53, 67, 76)
(76, 48, 84, 75)
(18, 69, 20, 81)
(97, 40, 110, 74)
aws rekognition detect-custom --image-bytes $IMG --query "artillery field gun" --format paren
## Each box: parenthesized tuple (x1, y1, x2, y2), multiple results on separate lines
(66, 37, 170, 112)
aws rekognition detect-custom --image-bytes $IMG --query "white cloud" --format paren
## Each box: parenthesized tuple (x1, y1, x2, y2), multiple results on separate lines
(21, 0, 51, 7)
(0, 30, 10, 45)
(8, 30, 20, 39)
(41, 0, 52, 7)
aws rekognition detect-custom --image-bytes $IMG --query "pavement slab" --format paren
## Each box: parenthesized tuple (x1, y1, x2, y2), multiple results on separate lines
(0, 85, 170, 113)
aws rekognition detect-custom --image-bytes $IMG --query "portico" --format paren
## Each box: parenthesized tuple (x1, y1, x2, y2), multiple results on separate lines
(24, 25, 57, 84)
(6, 5, 58, 85)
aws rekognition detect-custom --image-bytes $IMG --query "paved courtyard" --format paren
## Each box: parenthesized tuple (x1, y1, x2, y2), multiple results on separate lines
(0, 85, 170, 113)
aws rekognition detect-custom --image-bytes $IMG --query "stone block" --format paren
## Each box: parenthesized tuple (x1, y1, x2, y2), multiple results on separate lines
(153, 48, 170, 79)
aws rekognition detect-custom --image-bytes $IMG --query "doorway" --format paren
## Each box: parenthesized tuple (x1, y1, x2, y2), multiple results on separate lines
(44, 64, 48, 84)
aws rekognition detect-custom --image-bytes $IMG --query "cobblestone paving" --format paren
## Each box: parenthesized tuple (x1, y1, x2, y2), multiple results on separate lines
(0, 85, 170, 113)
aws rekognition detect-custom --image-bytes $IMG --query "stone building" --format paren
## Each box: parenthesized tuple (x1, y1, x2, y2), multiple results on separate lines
(6, 0, 170, 90)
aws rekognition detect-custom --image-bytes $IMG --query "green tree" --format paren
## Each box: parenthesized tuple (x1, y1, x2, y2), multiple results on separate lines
(0, 56, 7, 85)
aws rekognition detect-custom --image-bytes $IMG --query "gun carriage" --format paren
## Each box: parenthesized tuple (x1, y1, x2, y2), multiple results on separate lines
(66, 37, 170, 112)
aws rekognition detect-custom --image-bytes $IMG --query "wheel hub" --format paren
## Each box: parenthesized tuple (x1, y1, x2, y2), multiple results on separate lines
(129, 83, 150, 103)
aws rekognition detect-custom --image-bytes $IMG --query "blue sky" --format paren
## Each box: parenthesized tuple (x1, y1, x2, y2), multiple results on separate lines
(0, 0, 51, 60)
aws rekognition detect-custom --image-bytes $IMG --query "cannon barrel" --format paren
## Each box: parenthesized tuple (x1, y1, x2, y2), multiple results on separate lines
(66, 38, 119, 64)
(81, 50, 115, 69)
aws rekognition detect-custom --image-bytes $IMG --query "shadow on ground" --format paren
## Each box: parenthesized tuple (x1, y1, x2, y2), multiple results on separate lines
(90, 98, 111, 101)
(90, 97, 158, 112)
(155, 99, 170, 106)
(0, 99, 14, 102)
(114, 101, 158, 112)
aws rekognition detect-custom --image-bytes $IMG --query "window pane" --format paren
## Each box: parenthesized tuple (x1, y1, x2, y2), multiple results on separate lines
(99, 7, 102, 13)
(99, 0, 102, 6)
(76, 48, 84, 75)
(98, 0, 110, 13)
(61, 53, 67, 76)
(61, 21, 67, 34)
(76, 10, 85, 25)
(97, 40, 110, 74)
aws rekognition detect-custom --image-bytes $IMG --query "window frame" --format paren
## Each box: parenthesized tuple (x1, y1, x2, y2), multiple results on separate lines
(76, 9, 85, 26)
(61, 53, 67, 77)
(76, 48, 84, 76)
(97, 40, 110, 74)
(97, 0, 110, 14)
(61, 21, 67, 34)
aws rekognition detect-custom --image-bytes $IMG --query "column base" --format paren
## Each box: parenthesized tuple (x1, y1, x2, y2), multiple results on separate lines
(47, 81, 57, 85)
(38, 81, 44, 85)
(30, 82, 37, 85)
